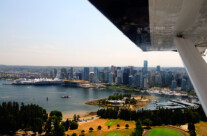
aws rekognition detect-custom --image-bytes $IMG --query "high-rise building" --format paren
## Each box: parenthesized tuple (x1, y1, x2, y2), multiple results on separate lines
(155, 73, 162, 86)
(181, 79, 187, 91)
(93, 67, 99, 83)
(123, 68, 130, 85)
(142, 76, 148, 89)
(89, 72, 94, 83)
(134, 74, 141, 88)
(53, 69, 57, 78)
(116, 69, 122, 85)
(49, 71, 53, 79)
(75, 72, 82, 80)
(111, 65, 116, 74)
(61, 68, 68, 79)
(68, 67, 73, 80)
(83, 67, 90, 81)
(108, 72, 113, 85)
(143, 60, 148, 74)
(128, 75, 134, 87)
(171, 80, 177, 91)
(104, 71, 109, 83)
(156, 65, 161, 72)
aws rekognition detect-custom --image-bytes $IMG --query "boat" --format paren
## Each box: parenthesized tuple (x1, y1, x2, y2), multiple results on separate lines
(61, 96, 71, 98)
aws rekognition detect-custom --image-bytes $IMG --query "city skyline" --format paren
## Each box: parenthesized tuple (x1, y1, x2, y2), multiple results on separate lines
(1, 0, 207, 67)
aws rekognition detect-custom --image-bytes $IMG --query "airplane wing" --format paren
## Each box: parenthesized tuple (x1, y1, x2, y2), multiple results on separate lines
(89, 0, 207, 115)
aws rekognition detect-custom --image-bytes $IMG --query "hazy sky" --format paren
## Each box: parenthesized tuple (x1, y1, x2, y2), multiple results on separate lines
(0, 0, 205, 67)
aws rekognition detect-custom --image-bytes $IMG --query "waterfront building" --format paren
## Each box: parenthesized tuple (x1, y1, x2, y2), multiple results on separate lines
(155, 72, 162, 86)
(128, 75, 134, 87)
(104, 71, 109, 83)
(117, 77, 122, 85)
(142, 75, 148, 89)
(75, 72, 82, 80)
(181, 79, 187, 91)
(49, 71, 53, 79)
(61, 68, 68, 79)
(123, 68, 130, 85)
(89, 72, 94, 83)
(134, 74, 141, 88)
(93, 67, 99, 83)
(54, 69, 57, 78)
(108, 72, 113, 85)
(83, 67, 89, 81)
(99, 71, 104, 82)
(68, 67, 73, 80)
(171, 80, 177, 91)
(116, 69, 122, 85)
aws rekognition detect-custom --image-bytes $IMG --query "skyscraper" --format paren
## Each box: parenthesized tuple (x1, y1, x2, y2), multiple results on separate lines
(68, 67, 73, 80)
(143, 60, 148, 74)
(53, 69, 57, 78)
(134, 74, 141, 88)
(171, 80, 177, 91)
(128, 75, 134, 87)
(116, 69, 122, 85)
(93, 67, 99, 83)
(108, 72, 113, 85)
(83, 67, 89, 81)
(123, 68, 130, 85)
(181, 79, 187, 91)
(156, 65, 161, 72)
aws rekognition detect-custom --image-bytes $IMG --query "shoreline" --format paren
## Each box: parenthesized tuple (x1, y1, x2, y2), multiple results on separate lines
(85, 95, 156, 110)
(63, 111, 98, 121)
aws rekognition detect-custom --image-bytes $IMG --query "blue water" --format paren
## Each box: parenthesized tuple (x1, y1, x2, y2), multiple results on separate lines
(0, 80, 187, 114)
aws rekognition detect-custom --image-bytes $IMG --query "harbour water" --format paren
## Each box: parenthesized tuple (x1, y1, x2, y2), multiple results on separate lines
(0, 80, 189, 115)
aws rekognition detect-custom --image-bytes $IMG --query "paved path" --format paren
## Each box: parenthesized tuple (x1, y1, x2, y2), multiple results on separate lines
(143, 126, 188, 136)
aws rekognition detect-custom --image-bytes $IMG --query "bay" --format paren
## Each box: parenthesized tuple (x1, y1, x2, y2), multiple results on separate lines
(0, 80, 187, 115)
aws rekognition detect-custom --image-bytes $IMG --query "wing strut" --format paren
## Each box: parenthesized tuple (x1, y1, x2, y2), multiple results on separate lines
(174, 37, 207, 115)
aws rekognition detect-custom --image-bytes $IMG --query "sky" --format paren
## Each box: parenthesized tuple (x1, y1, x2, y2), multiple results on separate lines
(0, 0, 205, 67)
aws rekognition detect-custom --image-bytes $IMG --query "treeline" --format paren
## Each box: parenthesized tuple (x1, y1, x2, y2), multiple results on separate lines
(0, 102, 79, 136)
(108, 93, 131, 100)
(45, 111, 79, 136)
(0, 102, 48, 134)
(97, 106, 207, 126)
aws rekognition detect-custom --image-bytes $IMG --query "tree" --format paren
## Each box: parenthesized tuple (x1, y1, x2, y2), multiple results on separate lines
(77, 115, 80, 121)
(45, 118, 52, 135)
(188, 123, 195, 131)
(108, 125, 110, 129)
(143, 118, 152, 128)
(72, 133, 77, 136)
(117, 124, 120, 129)
(125, 124, 129, 129)
(70, 121, 78, 130)
(89, 127, 94, 132)
(98, 125, 102, 130)
(81, 130, 85, 134)
(50, 110, 62, 121)
(32, 117, 43, 134)
(189, 130, 196, 136)
(53, 118, 65, 136)
(73, 114, 77, 121)
(131, 119, 143, 136)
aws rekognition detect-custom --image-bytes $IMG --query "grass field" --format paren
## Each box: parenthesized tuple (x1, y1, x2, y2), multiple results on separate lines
(106, 120, 120, 126)
(195, 121, 207, 136)
(147, 128, 182, 136)
(105, 132, 123, 136)
(66, 118, 136, 136)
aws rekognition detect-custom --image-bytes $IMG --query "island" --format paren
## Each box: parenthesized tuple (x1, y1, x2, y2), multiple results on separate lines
(85, 93, 155, 110)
